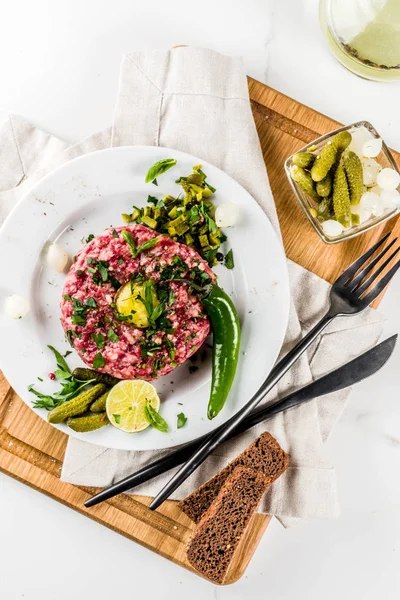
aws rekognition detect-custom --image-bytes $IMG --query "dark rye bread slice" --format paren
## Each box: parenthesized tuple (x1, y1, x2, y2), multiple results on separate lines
(186, 466, 270, 584)
(180, 432, 289, 523)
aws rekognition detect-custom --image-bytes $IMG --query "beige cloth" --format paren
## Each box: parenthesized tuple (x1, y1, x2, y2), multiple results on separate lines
(0, 48, 384, 526)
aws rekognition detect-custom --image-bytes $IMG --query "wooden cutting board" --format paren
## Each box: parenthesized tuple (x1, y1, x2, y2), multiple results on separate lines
(1, 77, 399, 585)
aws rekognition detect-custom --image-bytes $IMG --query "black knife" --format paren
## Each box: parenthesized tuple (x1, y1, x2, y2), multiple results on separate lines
(85, 334, 397, 508)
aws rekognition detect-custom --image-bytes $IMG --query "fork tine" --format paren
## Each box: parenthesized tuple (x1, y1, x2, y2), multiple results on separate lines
(350, 238, 398, 292)
(356, 246, 400, 297)
(359, 258, 400, 307)
(334, 232, 391, 287)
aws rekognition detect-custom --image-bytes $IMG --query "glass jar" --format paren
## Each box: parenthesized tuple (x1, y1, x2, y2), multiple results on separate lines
(320, 0, 400, 81)
(284, 121, 400, 244)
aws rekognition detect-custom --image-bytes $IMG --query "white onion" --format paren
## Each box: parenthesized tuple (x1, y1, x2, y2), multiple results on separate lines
(46, 243, 69, 273)
(380, 189, 400, 211)
(215, 203, 240, 228)
(360, 191, 384, 216)
(351, 203, 371, 223)
(376, 168, 400, 191)
(322, 219, 344, 237)
(361, 158, 382, 186)
(4, 295, 30, 319)
(348, 127, 374, 159)
(362, 137, 382, 158)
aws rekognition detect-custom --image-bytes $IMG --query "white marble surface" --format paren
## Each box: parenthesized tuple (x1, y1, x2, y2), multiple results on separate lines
(1, 0, 400, 598)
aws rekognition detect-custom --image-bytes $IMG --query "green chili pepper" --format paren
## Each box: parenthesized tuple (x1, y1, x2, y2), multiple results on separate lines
(203, 286, 241, 420)
(163, 278, 241, 419)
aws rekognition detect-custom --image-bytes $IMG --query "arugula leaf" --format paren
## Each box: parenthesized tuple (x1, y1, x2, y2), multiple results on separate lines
(122, 229, 137, 257)
(225, 249, 234, 270)
(145, 158, 177, 184)
(107, 328, 119, 343)
(47, 345, 71, 374)
(144, 401, 169, 432)
(92, 332, 105, 349)
(93, 352, 106, 369)
(177, 412, 188, 429)
(54, 369, 72, 380)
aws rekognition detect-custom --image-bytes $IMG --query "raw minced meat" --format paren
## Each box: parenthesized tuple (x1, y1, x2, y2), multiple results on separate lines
(60, 224, 215, 380)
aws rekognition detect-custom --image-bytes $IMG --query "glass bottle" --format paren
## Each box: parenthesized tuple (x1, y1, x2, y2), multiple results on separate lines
(320, 0, 400, 81)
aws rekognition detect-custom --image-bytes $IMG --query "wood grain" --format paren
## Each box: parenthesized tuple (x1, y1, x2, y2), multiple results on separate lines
(0, 77, 398, 584)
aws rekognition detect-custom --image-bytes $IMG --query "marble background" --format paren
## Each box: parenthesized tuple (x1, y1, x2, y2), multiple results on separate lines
(0, 0, 399, 598)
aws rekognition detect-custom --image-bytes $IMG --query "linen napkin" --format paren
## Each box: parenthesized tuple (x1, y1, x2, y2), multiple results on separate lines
(0, 48, 385, 526)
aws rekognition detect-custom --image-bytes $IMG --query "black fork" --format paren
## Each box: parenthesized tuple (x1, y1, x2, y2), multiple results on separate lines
(148, 232, 400, 511)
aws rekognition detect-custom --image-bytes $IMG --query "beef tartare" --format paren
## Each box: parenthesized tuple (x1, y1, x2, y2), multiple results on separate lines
(61, 224, 215, 380)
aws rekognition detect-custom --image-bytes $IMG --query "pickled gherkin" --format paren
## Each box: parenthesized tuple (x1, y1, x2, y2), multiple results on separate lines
(316, 175, 332, 198)
(47, 384, 107, 424)
(90, 391, 109, 413)
(290, 165, 319, 202)
(311, 131, 352, 182)
(333, 165, 352, 228)
(72, 367, 119, 386)
(67, 412, 109, 432)
(343, 150, 364, 205)
(292, 152, 315, 169)
(317, 197, 334, 220)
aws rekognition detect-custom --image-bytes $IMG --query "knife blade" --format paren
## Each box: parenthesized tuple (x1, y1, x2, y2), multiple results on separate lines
(84, 334, 397, 508)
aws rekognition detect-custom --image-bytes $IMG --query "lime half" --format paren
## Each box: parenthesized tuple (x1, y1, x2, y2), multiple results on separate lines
(106, 380, 160, 433)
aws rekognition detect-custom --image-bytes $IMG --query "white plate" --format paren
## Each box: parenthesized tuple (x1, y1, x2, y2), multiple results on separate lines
(0, 146, 289, 451)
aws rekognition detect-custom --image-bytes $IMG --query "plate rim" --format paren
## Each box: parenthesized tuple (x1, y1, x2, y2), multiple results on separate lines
(0, 145, 290, 450)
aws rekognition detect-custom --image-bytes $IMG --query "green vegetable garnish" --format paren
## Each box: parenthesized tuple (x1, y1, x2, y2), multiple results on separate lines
(144, 400, 169, 432)
(92, 333, 105, 349)
(107, 329, 119, 342)
(177, 412, 187, 429)
(145, 158, 177, 184)
(93, 352, 106, 369)
(113, 414, 121, 424)
(224, 249, 234, 270)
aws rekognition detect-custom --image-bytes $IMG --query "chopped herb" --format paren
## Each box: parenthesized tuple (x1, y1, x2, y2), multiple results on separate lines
(87, 266, 96, 274)
(64, 294, 72, 302)
(92, 352, 105, 368)
(144, 400, 169, 432)
(85, 234, 95, 243)
(63, 350, 72, 358)
(111, 229, 119, 238)
(147, 195, 159, 205)
(92, 333, 105, 349)
(118, 257, 124, 265)
(152, 178, 158, 186)
(113, 414, 121, 424)
(170, 361, 178, 367)
(199, 201, 217, 234)
(189, 365, 198, 374)
(76, 270, 84, 277)
(107, 328, 119, 343)
(84, 297, 97, 308)
(121, 230, 137, 257)
(97, 261, 109, 282)
(71, 313, 86, 326)
(145, 158, 177, 184)
(110, 277, 121, 290)
(66, 330, 78, 346)
(136, 237, 161, 255)
(37, 376, 43, 382)
(225, 249, 234, 269)
(177, 412, 188, 428)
